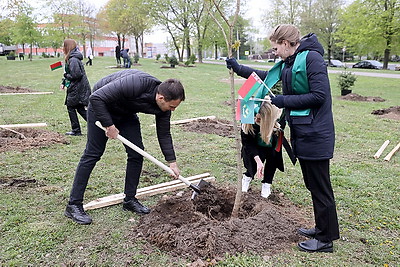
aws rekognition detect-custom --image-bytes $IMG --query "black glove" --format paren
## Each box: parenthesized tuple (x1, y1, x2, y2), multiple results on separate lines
(271, 95, 284, 108)
(225, 57, 240, 72)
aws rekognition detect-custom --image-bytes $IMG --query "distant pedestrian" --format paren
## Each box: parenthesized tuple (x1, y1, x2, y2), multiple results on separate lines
(115, 45, 121, 65)
(60, 39, 91, 136)
(121, 48, 131, 68)
(85, 46, 93, 66)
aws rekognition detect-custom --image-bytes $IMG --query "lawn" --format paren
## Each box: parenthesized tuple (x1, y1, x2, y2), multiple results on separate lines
(0, 56, 399, 266)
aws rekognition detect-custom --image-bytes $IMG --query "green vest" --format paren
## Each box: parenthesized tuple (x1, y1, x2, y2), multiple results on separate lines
(254, 51, 310, 116)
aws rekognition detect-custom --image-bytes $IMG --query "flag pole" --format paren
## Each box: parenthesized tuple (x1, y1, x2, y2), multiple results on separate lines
(259, 80, 276, 97)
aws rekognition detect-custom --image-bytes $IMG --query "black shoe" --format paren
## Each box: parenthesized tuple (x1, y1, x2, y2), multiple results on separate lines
(65, 204, 92, 225)
(65, 131, 82, 136)
(298, 227, 317, 238)
(298, 239, 333, 253)
(123, 198, 151, 215)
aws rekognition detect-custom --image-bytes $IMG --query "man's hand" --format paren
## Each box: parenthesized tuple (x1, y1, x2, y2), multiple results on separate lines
(254, 156, 264, 179)
(169, 161, 180, 178)
(105, 125, 119, 139)
(59, 84, 65, 91)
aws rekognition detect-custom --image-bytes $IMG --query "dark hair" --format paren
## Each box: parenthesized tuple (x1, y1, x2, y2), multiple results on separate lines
(158, 79, 185, 101)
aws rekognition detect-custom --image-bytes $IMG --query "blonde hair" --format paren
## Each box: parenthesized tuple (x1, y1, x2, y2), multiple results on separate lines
(258, 101, 282, 144)
(268, 24, 300, 46)
(63, 39, 77, 62)
(242, 99, 282, 145)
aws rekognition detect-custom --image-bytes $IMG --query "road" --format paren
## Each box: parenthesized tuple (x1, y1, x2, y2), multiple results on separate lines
(203, 60, 400, 79)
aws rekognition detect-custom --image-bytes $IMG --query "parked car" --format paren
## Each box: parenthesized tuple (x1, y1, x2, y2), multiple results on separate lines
(325, 59, 344, 67)
(352, 60, 383, 69)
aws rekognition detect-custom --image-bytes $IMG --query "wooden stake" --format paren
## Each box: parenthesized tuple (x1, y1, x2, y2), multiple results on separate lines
(0, 127, 26, 139)
(384, 142, 400, 161)
(0, 123, 47, 129)
(150, 116, 216, 127)
(83, 174, 214, 211)
(0, 92, 53, 96)
(374, 140, 390, 159)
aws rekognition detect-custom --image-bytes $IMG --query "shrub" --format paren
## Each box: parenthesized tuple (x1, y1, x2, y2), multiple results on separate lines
(168, 55, 178, 67)
(133, 54, 139, 64)
(338, 69, 357, 91)
(156, 54, 161, 61)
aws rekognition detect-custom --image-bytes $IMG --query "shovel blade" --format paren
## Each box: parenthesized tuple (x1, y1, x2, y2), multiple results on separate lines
(191, 179, 211, 200)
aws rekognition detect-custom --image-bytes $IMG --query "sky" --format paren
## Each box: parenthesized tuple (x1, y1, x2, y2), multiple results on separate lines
(24, 0, 265, 43)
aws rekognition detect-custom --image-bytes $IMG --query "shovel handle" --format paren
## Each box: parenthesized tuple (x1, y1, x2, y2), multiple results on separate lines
(95, 121, 195, 189)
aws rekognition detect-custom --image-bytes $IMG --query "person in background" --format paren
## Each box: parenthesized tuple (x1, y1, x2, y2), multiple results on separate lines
(85, 46, 93, 66)
(120, 48, 131, 68)
(240, 99, 285, 198)
(115, 45, 121, 65)
(64, 69, 185, 225)
(60, 39, 91, 136)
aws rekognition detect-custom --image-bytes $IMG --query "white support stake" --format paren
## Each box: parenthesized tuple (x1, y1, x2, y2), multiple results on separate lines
(373, 140, 390, 159)
(384, 142, 400, 161)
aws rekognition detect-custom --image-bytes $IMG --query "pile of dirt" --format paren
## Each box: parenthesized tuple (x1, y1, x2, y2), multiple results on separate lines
(0, 85, 33, 93)
(179, 118, 236, 138)
(0, 177, 39, 188)
(132, 184, 310, 263)
(340, 93, 385, 102)
(0, 128, 69, 152)
(371, 106, 400, 120)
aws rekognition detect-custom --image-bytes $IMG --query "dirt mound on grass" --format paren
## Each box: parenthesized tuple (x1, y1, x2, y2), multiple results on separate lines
(179, 118, 236, 138)
(340, 93, 385, 102)
(0, 85, 33, 93)
(371, 106, 400, 120)
(132, 184, 310, 262)
(0, 128, 69, 152)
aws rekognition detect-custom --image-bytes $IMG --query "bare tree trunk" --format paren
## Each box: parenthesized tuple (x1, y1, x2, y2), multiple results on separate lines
(208, 0, 242, 218)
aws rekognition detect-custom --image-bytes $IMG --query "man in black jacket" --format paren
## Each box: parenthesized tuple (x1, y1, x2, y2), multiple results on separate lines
(65, 69, 185, 225)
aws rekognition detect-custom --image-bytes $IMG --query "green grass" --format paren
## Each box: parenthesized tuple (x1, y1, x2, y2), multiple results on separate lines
(0, 56, 399, 266)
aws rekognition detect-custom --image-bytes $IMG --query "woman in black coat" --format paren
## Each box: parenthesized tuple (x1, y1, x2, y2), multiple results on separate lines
(226, 24, 339, 253)
(60, 39, 91, 136)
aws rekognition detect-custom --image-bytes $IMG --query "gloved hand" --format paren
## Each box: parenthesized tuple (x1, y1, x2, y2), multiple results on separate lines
(225, 57, 240, 72)
(271, 95, 284, 108)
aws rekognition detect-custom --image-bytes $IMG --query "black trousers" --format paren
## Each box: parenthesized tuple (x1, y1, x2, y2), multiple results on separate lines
(242, 147, 283, 184)
(67, 105, 87, 133)
(85, 58, 92, 66)
(68, 107, 144, 205)
(299, 159, 340, 242)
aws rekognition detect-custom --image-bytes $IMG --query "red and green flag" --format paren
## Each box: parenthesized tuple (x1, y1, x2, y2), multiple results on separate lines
(50, 61, 62, 71)
(238, 72, 263, 101)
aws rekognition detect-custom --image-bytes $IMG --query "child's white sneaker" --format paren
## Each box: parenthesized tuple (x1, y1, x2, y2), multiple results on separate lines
(261, 183, 271, 198)
(242, 174, 252, 192)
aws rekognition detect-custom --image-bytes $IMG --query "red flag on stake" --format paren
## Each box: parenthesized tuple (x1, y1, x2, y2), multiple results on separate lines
(238, 72, 264, 101)
(50, 61, 62, 71)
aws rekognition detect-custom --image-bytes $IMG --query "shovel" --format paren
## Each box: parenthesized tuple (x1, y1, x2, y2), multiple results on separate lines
(95, 121, 202, 194)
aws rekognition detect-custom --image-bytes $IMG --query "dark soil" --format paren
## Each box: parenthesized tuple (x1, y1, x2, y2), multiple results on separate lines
(371, 106, 400, 120)
(0, 128, 69, 153)
(0, 85, 33, 93)
(179, 118, 236, 138)
(132, 184, 310, 263)
(340, 93, 385, 102)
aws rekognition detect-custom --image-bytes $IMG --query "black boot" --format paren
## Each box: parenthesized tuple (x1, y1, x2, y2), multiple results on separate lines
(65, 204, 92, 225)
(298, 227, 317, 238)
(298, 239, 333, 253)
(123, 198, 150, 215)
